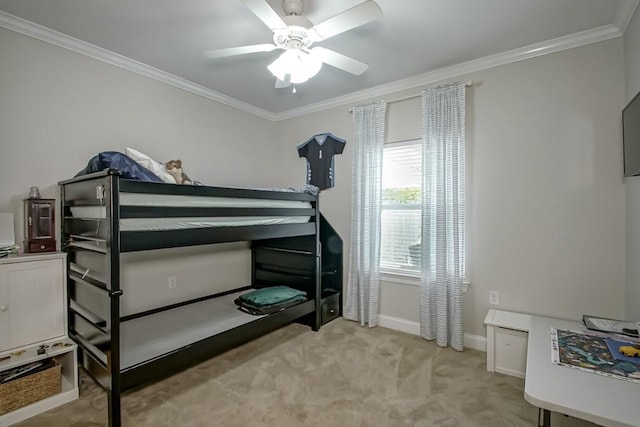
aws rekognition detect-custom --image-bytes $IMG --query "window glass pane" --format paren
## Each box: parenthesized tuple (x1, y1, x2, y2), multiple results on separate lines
(381, 141, 422, 274)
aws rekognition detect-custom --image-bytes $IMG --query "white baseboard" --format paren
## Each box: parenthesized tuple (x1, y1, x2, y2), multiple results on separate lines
(378, 314, 421, 335)
(464, 333, 487, 352)
(377, 314, 487, 352)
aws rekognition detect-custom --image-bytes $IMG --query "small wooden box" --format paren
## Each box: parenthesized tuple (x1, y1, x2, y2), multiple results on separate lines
(23, 198, 56, 253)
(0, 359, 61, 415)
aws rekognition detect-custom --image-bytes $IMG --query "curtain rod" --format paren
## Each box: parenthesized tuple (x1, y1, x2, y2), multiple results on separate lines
(348, 81, 473, 113)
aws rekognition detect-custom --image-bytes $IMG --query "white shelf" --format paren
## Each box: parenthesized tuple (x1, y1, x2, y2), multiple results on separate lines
(0, 385, 78, 427)
(0, 336, 75, 372)
(0, 339, 78, 427)
(0, 253, 78, 426)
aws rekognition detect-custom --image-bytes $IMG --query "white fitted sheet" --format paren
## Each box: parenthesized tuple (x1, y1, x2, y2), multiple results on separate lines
(120, 290, 264, 369)
(119, 193, 310, 208)
(70, 193, 312, 230)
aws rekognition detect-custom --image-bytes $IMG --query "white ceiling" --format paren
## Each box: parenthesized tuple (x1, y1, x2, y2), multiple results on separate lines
(0, 0, 637, 119)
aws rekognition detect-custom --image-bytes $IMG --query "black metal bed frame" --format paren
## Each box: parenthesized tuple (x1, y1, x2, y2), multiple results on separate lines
(59, 170, 325, 427)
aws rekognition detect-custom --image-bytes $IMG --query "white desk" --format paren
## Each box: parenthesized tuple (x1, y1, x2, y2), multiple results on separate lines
(525, 316, 640, 427)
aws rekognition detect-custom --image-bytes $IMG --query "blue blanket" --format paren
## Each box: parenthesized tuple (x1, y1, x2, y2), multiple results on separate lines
(76, 151, 163, 182)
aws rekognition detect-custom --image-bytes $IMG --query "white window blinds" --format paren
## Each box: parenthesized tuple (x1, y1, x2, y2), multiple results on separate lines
(381, 140, 422, 275)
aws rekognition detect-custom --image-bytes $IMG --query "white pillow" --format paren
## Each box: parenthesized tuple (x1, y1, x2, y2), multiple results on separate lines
(125, 147, 176, 184)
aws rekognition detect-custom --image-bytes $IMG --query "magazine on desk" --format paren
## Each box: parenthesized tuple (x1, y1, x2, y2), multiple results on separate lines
(582, 315, 639, 337)
(551, 328, 640, 383)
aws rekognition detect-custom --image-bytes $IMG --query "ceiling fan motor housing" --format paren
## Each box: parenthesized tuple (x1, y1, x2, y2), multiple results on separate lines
(274, 15, 314, 50)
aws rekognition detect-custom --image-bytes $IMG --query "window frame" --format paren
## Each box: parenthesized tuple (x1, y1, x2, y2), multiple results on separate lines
(380, 138, 423, 278)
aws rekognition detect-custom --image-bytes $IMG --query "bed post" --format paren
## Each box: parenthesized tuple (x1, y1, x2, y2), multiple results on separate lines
(313, 196, 322, 331)
(107, 172, 123, 427)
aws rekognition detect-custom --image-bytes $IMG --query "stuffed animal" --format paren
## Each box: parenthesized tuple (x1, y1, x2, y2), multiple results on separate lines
(165, 159, 191, 185)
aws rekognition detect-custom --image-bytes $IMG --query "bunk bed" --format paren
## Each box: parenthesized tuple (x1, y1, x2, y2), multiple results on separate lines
(59, 169, 342, 427)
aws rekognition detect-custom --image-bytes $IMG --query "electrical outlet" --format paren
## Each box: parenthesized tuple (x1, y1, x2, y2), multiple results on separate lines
(489, 290, 499, 305)
(168, 276, 177, 289)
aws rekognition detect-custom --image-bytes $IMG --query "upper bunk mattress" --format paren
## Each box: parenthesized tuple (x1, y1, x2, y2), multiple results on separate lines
(70, 193, 312, 230)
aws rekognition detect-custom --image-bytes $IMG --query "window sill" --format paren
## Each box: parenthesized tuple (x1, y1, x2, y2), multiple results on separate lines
(380, 272, 471, 293)
(381, 272, 420, 286)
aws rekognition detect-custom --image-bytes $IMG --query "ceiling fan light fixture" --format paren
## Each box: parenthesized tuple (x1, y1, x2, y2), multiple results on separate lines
(205, 0, 383, 89)
(268, 49, 322, 84)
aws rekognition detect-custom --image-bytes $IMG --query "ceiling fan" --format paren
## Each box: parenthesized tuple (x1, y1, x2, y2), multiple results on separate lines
(203, 0, 383, 89)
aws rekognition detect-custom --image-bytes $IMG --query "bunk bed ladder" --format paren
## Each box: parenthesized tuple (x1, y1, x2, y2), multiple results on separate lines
(61, 171, 124, 427)
(319, 213, 343, 325)
(250, 199, 338, 332)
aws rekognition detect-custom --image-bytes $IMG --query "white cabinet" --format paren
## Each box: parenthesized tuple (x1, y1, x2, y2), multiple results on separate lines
(0, 253, 78, 427)
(484, 309, 531, 379)
(0, 254, 65, 352)
(493, 327, 528, 378)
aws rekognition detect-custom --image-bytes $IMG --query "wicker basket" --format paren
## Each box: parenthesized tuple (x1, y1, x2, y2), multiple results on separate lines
(0, 359, 61, 415)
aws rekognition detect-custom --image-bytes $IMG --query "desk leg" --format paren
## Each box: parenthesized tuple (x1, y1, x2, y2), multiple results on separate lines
(538, 408, 551, 427)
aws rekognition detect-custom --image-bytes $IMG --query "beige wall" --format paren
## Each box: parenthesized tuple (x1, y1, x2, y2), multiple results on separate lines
(0, 28, 279, 311)
(277, 38, 626, 338)
(0, 28, 281, 230)
(624, 6, 640, 322)
(0, 26, 630, 334)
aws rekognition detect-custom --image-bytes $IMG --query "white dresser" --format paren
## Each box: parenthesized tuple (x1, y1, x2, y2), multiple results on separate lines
(0, 252, 78, 426)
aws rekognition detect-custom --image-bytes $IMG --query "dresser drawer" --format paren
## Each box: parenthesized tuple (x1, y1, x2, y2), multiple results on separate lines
(29, 240, 56, 253)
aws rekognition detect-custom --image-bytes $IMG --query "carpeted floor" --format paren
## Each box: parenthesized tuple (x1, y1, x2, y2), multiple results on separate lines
(15, 318, 599, 426)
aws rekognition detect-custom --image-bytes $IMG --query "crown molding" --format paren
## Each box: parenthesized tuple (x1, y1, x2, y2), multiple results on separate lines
(615, 0, 640, 33)
(0, 10, 625, 123)
(273, 24, 622, 120)
(0, 11, 278, 121)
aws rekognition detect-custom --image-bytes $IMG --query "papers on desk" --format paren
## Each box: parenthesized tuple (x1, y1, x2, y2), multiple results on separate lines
(0, 244, 13, 258)
(0, 213, 14, 247)
(0, 213, 15, 257)
(582, 315, 639, 337)
(604, 337, 640, 364)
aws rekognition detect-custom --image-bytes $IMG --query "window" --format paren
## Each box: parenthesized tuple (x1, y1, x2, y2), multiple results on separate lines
(380, 139, 422, 276)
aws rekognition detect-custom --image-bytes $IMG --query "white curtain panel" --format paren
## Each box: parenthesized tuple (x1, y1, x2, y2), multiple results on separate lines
(344, 100, 387, 327)
(420, 82, 466, 350)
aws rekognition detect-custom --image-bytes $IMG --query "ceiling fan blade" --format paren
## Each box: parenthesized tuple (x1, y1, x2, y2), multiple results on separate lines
(275, 74, 291, 88)
(203, 44, 277, 59)
(310, 0, 382, 41)
(240, 0, 287, 30)
(310, 47, 369, 75)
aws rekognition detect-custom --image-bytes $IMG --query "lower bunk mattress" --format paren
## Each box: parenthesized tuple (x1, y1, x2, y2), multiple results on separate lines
(119, 290, 310, 370)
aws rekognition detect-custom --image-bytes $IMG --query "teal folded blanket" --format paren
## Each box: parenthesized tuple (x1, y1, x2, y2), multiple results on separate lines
(238, 286, 307, 307)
